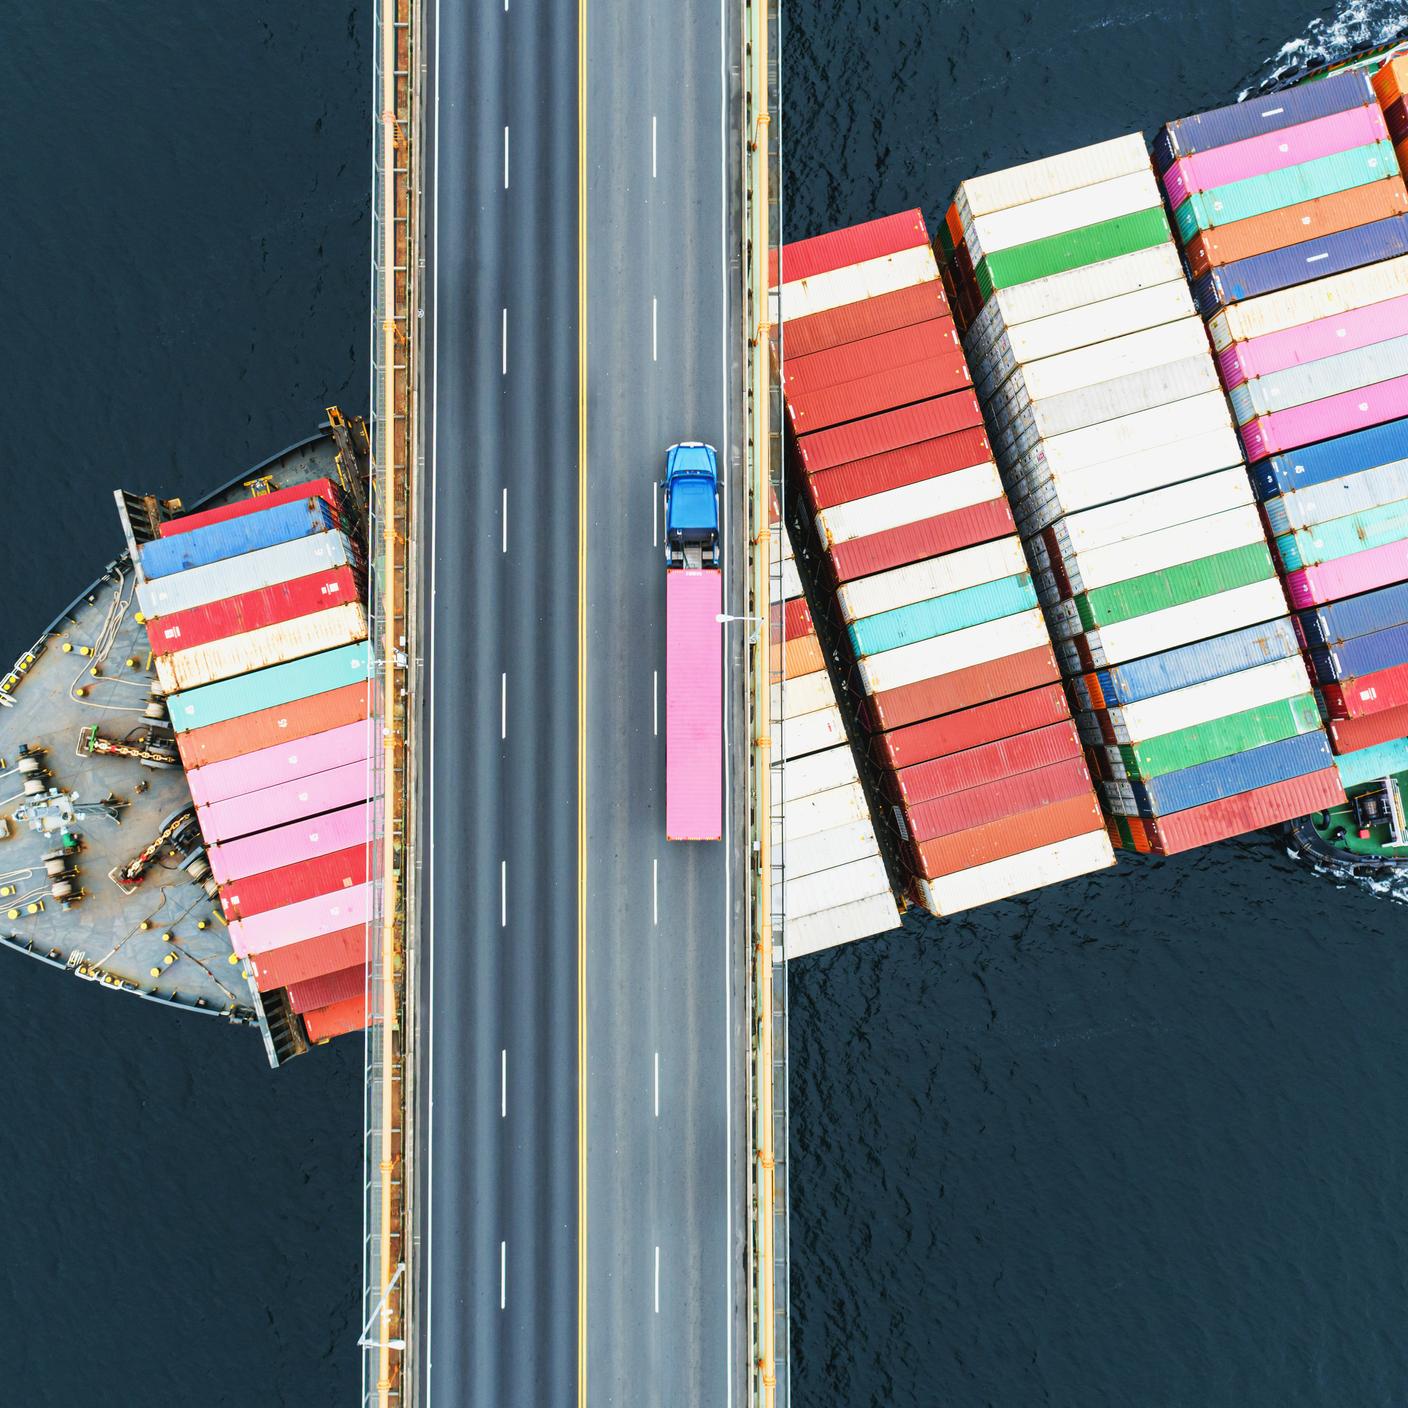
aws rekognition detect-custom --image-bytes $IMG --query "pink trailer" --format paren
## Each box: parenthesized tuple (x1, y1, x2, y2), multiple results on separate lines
(1161, 104, 1389, 208)
(198, 759, 371, 844)
(1217, 292, 1408, 388)
(208, 799, 374, 884)
(665, 568, 723, 841)
(231, 880, 374, 957)
(186, 718, 374, 808)
(1241, 370, 1408, 458)
(1285, 536, 1408, 607)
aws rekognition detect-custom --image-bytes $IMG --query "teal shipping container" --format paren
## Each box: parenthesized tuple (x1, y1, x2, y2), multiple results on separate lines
(1333, 736, 1408, 789)
(846, 573, 1038, 659)
(1274, 495, 1408, 571)
(166, 643, 373, 733)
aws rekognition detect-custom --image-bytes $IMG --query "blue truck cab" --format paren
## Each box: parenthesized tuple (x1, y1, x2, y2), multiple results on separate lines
(662, 442, 720, 569)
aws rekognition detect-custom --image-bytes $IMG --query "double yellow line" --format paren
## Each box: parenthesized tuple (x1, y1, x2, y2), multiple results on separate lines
(576, 0, 589, 1402)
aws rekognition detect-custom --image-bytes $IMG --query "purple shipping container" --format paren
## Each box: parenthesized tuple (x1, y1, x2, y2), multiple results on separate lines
(1216, 292, 1408, 389)
(1156, 70, 1375, 169)
(1161, 104, 1389, 209)
(231, 880, 374, 958)
(208, 800, 374, 885)
(197, 759, 370, 844)
(1285, 536, 1408, 608)
(1241, 368, 1408, 459)
(186, 719, 374, 808)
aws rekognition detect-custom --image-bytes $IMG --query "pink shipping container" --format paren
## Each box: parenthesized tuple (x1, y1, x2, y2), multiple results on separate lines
(1284, 536, 1408, 607)
(1217, 293, 1408, 388)
(665, 570, 723, 841)
(187, 718, 374, 808)
(198, 758, 371, 844)
(231, 879, 374, 957)
(1241, 370, 1408, 458)
(1161, 104, 1390, 209)
(208, 799, 374, 885)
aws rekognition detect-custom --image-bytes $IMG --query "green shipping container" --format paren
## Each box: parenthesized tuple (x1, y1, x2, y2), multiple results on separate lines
(1074, 541, 1276, 630)
(1274, 494, 1408, 571)
(167, 642, 373, 733)
(974, 205, 1169, 300)
(1173, 140, 1397, 242)
(1115, 693, 1322, 779)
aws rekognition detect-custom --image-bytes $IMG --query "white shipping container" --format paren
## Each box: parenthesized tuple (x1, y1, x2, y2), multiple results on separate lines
(773, 245, 938, 323)
(954, 133, 1150, 222)
(815, 461, 1003, 545)
(1206, 253, 1408, 351)
(964, 244, 1185, 350)
(137, 530, 356, 620)
(770, 555, 804, 605)
(834, 537, 1027, 622)
(154, 603, 368, 694)
(1054, 467, 1253, 555)
(916, 829, 1115, 917)
(1070, 578, 1291, 668)
(786, 820, 887, 879)
(782, 780, 872, 842)
(1110, 654, 1311, 743)
(782, 744, 860, 803)
(858, 607, 1050, 694)
(1057, 504, 1265, 595)
(785, 893, 902, 958)
(784, 855, 892, 919)
(964, 168, 1161, 264)
(782, 705, 847, 761)
(772, 667, 838, 721)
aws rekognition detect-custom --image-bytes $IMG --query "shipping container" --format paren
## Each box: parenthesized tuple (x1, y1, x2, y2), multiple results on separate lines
(772, 668, 837, 721)
(1275, 496, 1408, 570)
(1242, 367, 1408, 460)
(835, 536, 1026, 622)
(893, 720, 1081, 807)
(913, 793, 1104, 880)
(1297, 578, 1408, 646)
(160, 477, 343, 538)
(780, 744, 860, 803)
(796, 393, 983, 474)
(847, 572, 1037, 658)
(197, 758, 371, 844)
(780, 282, 951, 360)
(1322, 657, 1408, 717)
(1265, 457, 1408, 532)
(1145, 768, 1346, 853)
(873, 682, 1072, 769)
(781, 704, 847, 761)
(1286, 535, 1408, 607)
(774, 246, 939, 324)
(782, 780, 872, 841)
(1051, 468, 1252, 556)
(784, 819, 887, 878)
(248, 925, 366, 992)
(1249, 415, 1408, 497)
(167, 642, 373, 733)
(783, 855, 892, 919)
(784, 894, 901, 958)
(140, 498, 337, 580)
(914, 828, 1114, 916)
(815, 461, 1003, 545)
(146, 565, 361, 657)
(857, 606, 1050, 695)
(176, 679, 370, 771)
(784, 319, 958, 396)
(207, 799, 375, 886)
(954, 134, 1150, 223)
(1311, 619, 1408, 682)
(231, 880, 374, 957)
(866, 642, 1061, 731)
(1326, 699, 1408, 752)
(772, 209, 930, 285)
(1373, 55, 1408, 108)
(785, 352, 972, 433)
(1229, 331, 1408, 424)
(287, 963, 366, 1016)
(187, 718, 374, 809)
(221, 844, 369, 922)
(302, 993, 368, 1043)
(829, 497, 1016, 582)
(905, 755, 1095, 842)
(802, 427, 993, 512)
(1333, 735, 1408, 787)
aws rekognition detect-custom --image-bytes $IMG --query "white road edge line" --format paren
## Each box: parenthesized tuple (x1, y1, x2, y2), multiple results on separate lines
(501, 672, 507, 739)
(502, 486, 508, 553)
(500, 1241, 507, 1310)
(654, 1245, 661, 1314)
(501, 307, 508, 375)
(501, 1049, 507, 1118)
(500, 859, 506, 928)
(503, 125, 509, 189)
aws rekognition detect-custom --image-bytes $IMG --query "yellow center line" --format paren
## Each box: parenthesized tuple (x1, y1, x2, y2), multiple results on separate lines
(577, 0, 589, 1400)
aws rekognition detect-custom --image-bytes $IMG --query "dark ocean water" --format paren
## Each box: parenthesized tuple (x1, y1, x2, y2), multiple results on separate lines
(0, 5, 367, 1406)
(784, 2, 1408, 1406)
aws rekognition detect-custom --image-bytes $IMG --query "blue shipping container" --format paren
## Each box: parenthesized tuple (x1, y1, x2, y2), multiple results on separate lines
(1298, 579, 1408, 647)
(1248, 415, 1408, 499)
(1334, 736, 1408, 789)
(1129, 729, 1334, 817)
(166, 642, 373, 733)
(1228, 332, 1408, 426)
(141, 498, 337, 580)
(1155, 70, 1374, 169)
(1264, 458, 1408, 534)
(1093, 617, 1302, 705)
(1310, 620, 1408, 683)
(846, 573, 1037, 658)
(1191, 214, 1408, 316)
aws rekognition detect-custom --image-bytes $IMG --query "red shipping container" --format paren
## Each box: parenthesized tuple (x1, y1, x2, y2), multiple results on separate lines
(220, 844, 369, 922)
(783, 596, 813, 641)
(248, 924, 366, 991)
(892, 720, 1082, 808)
(872, 682, 1072, 770)
(161, 477, 342, 537)
(771, 209, 929, 287)
(146, 566, 361, 656)
(287, 962, 366, 1014)
(1327, 701, 1408, 753)
(177, 680, 371, 770)
(796, 393, 983, 473)
(303, 992, 369, 1042)
(803, 427, 992, 512)
(785, 320, 958, 396)
(912, 792, 1104, 880)
(1147, 767, 1347, 854)
(866, 644, 1061, 731)
(786, 352, 972, 434)
(1321, 659, 1408, 719)
(780, 282, 950, 359)
(905, 755, 1095, 842)
(830, 496, 1014, 582)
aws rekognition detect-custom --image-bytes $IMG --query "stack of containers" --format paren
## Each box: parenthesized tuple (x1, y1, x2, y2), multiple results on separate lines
(775, 214, 1115, 913)
(1162, 71, 1408, 792)
(767, 490, 901, 957)
(137, 480, 375, 1044)
(941, 137, 1346, 854)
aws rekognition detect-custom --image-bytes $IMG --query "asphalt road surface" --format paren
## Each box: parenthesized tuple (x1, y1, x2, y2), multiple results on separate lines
(413, 0, 745, 1403)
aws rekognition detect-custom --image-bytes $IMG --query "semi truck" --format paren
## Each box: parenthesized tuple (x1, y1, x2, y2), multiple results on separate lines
(663, 443, 723, 842)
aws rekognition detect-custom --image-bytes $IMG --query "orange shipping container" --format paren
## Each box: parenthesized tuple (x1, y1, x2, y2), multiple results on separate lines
(781, 634, 824, 679)
(912, 793, 1103, 880)
(303, 992, 369, 1042)
(1372, 55, 1408, 108)
(176, 679, 370, 770)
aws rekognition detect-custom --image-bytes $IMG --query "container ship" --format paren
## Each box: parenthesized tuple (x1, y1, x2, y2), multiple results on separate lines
(0, 414, 379, 1062)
